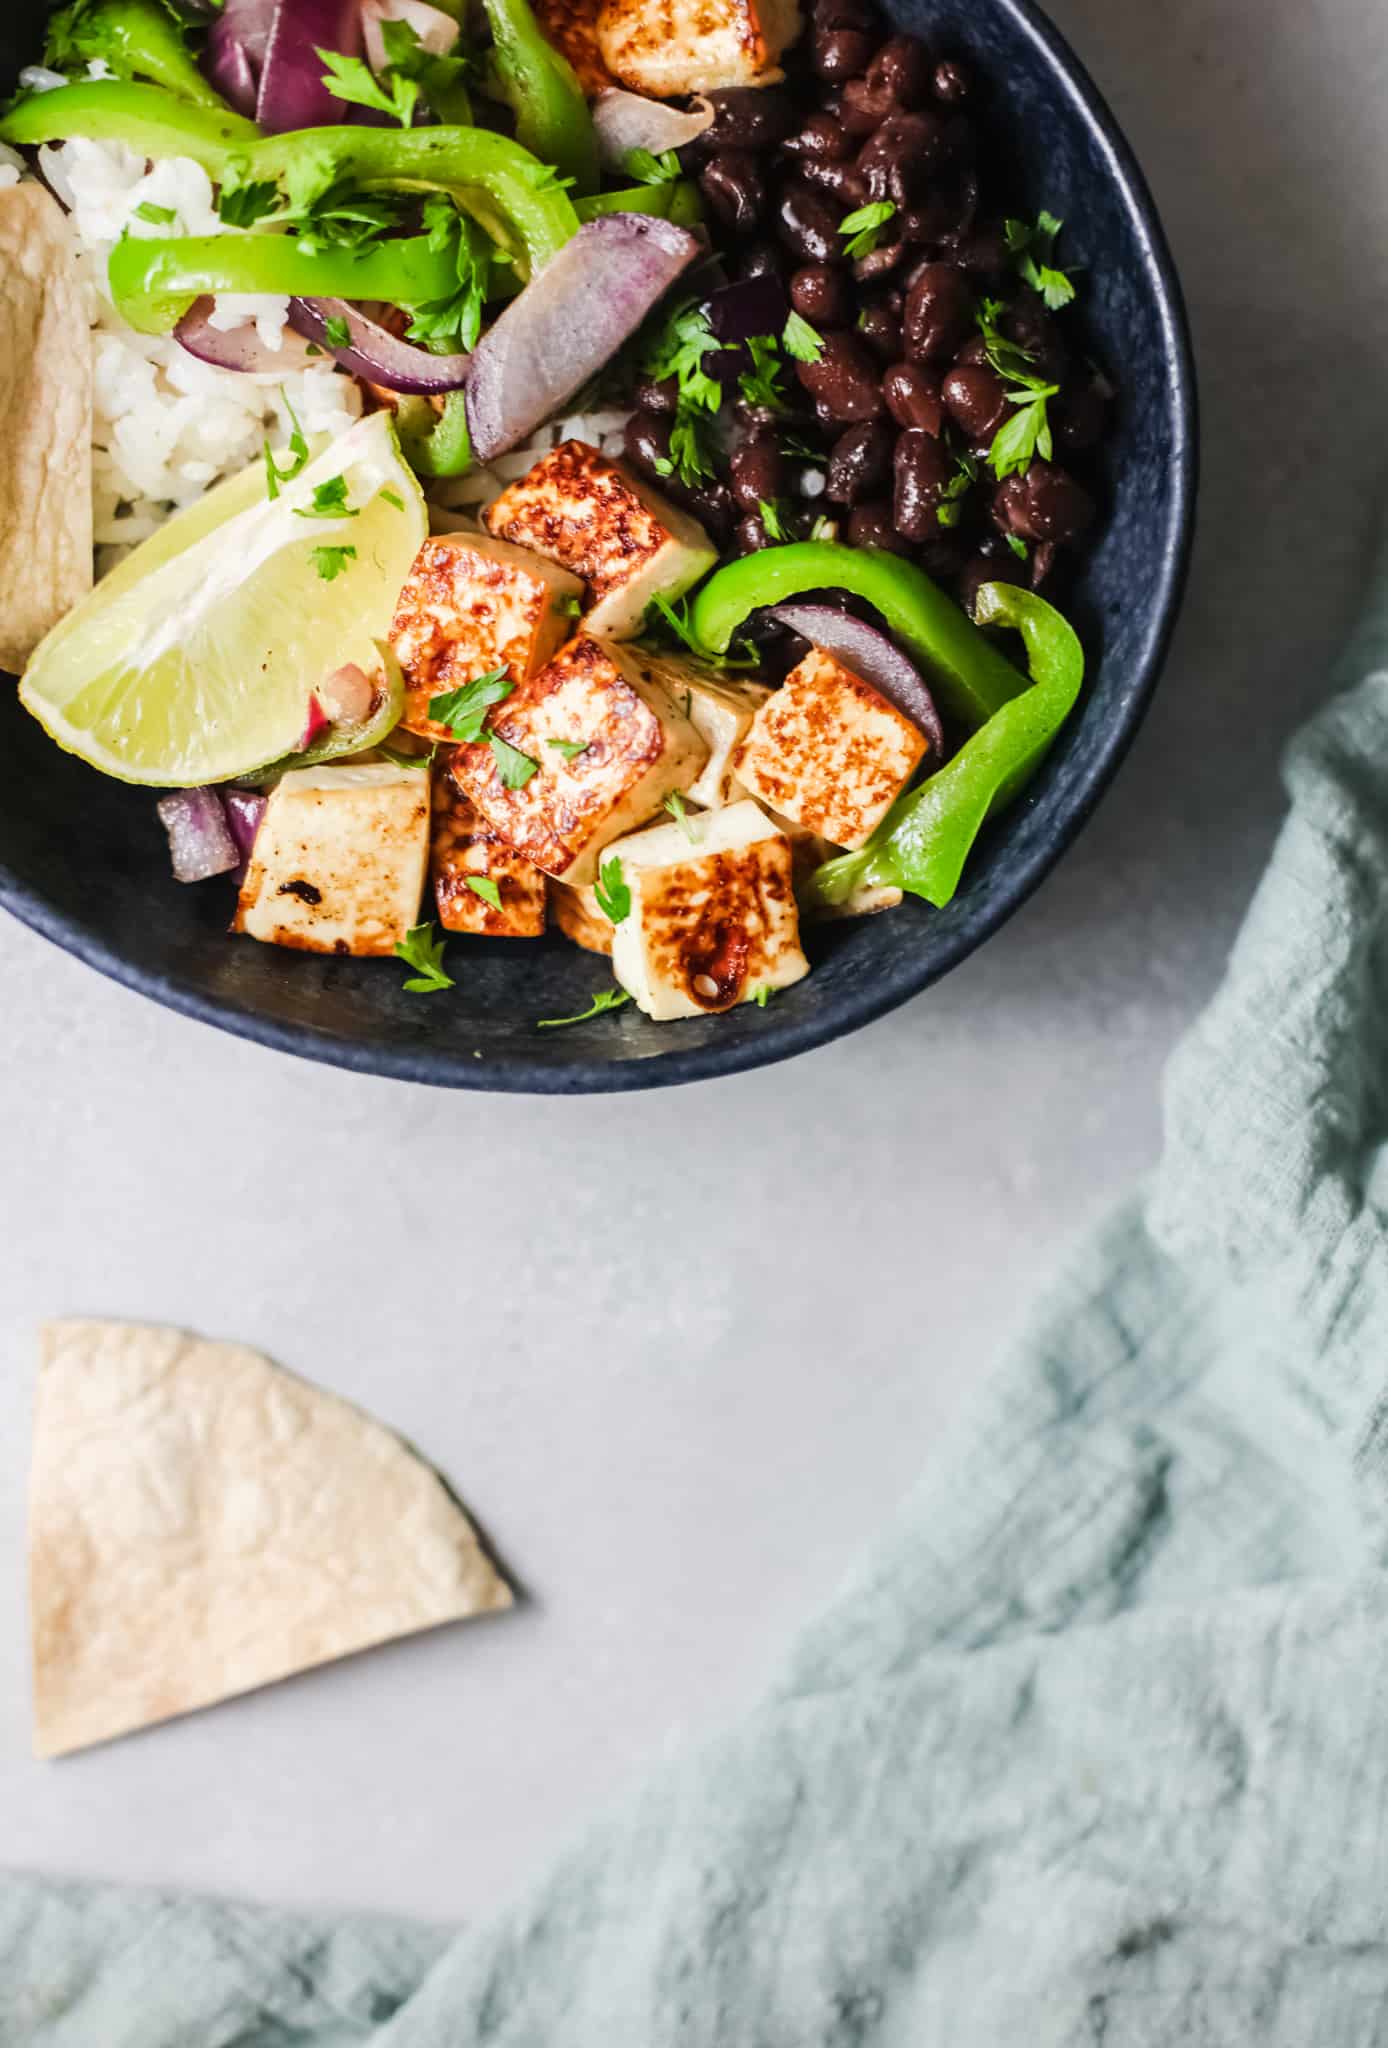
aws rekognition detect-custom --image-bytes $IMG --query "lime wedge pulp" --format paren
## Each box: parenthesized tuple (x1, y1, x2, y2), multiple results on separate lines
(20, 410, 427, 786)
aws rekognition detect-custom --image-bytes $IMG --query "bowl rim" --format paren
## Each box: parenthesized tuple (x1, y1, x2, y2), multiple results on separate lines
(0, 0, 1198, 1095)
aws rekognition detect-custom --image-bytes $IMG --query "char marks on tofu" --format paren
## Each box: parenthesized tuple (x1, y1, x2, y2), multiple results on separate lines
(596, 0, 802, 95)
(234, 764, 431, 957)
(432, 773, 547, 939)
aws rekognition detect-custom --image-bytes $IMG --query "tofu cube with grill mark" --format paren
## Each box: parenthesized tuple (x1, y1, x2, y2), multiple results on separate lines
(549, 880, 614, 957)
(683, 673, 772, 809)
(606, 799, 809, 1021)
(483, 441, 716, 639)
(433, 774, 546, 939)
(449, 633, 708, 883)
(596, 0, 801, 94)
(234, 763, 429, 956)
(534, 0, 616, 90)
(733, 647, 927, 850)
(390, 532, 582, 742)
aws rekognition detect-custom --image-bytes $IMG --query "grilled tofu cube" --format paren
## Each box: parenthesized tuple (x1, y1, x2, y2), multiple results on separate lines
(733, 647, 928, 850)
(607, 799, 808, 1020)
(683, 674, 772, 809)
(234, 763, 430, 956)
(483, 441, 716, 639)
(596, 0, 800, 94)
(534, 0, 616, 90)
(433, 774, 546, 938)
(549, 880, 614, 957)
(449, 633, 708, 883)
(391, 532, 582, 742)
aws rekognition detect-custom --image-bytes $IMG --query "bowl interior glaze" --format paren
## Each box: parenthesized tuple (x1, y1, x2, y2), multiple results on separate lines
(0, 0, 1196, 1092)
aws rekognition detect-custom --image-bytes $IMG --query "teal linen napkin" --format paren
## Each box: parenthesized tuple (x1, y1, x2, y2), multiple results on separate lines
(10, 551, 1388, 2044)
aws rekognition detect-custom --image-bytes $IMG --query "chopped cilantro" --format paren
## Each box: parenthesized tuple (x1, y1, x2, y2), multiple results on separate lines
(218, 178, 279, 229)
(317, 46, 419, 126)
(464, 875, 503, 910)
(263, 389, 309, 502)
(546, 737, 589, 761)
(428, 668, 513, 742)
(781, 310, 824, 364)
(594, 856, 631, 925)
(1004, 211, 1077, 312)
(378, 16, 472, 120)
(640, 298, 724, 488)
(394, 921, 453, 993)
(405, 203, 494, 353)
(738, 334, 786, 413)
(323, 314, 351, 349)
(293, 474, 358, 521)
(310, 544, 357, 582)
(488, 733, 538, 789)
(936, 452, 978, 528)
(536, 988, 632, 1029)
(643, 591, 759, 670)
(133, 200, 175, 226)
(989, 381, 1058, 479)
(664, 790, 698, 842)
(758, 499, 790, 541)
(625, 147, 682, 185)
(1005, 532, 1030, 561)
(838, 200, 897, 260)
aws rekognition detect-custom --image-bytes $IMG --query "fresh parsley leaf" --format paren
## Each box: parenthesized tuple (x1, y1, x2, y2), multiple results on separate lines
(528, 163, 577, 193)
(379, 16, 471, 119)
(738, 333, 786, 413)
(218, 177, 280, 229)
(311, 543, 357, 582)
(405, 208, 493, 353)
(643, 592, 759, 671)
(133, 200, 175, 225)
(838, 199, 897, 260)
(664, 790, 698, 842)
(641, 298, 725, 488)
(781, 310, 824, 364)
(1005, 532, 1030, 561)
(394, 921, 454, 993)
(988, 385, 1058, 479)
(263, 389, 309, 502)
(625, 146, 682, 185)
(555, 593, 583, 617)
(488, 733, 538, 789)
(547, 737, 589, 761)
(536, 987, 632, 1029)
(293, 474, 358, 521)
(323, 314, 351, 348)
(1005, 210, 1077, 312)
(594, 856, 631, 925)
(380, 487, 405, 511)
(287, 179, 407, 256)
(758, 498, 790, 542)
(936, 452, 978, 528)
(318, 46, 419, 126)
(464, 875, 503, 910)
(428, 667, 513, 742)
(753, 984, 772, 1007)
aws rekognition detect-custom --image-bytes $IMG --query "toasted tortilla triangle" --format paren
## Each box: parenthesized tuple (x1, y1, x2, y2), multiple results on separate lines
(30, 1320, 511, 1758)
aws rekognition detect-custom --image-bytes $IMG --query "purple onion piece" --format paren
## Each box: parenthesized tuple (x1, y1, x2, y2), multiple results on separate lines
(591, 88, 715, 171)
(203, 0, 274, 115)
(466, 213, 703, 463)
(767, 603, 947, 755)
(256, 0, 363, 134)
(156, 788, 240, 883)
(221, 788, 268, 885)
(288, 298, 471, 395)
(175, 296, 322, 375)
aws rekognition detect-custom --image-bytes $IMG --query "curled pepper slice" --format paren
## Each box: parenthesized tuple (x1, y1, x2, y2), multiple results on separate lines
(394, 390, 474, 478)
(1, 80, 258, 168)
(108, 230, 460, 334)
(46, 0, 235, 110)
(809, 583, 1085, 911)
(480, 0, 598, 196)
(688, 540, 1026, 731)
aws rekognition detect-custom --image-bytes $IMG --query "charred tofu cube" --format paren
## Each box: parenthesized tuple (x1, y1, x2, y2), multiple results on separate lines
(534, 0, 617, 90)
(549, 880, 614, 957)
(596, 0, 800, 95)
(390, 532, 582, 742)
(234, 763, 430, 956)
(433, 774, 546, 939)
(449, 633, 708, 883)
(607, 799, 809, 1020)
(733, 647, 928, 850)
(483, 442, 716, 639)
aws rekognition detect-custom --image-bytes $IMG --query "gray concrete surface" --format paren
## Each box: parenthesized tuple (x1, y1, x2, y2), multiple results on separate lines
(2, 0, 1385, 1926)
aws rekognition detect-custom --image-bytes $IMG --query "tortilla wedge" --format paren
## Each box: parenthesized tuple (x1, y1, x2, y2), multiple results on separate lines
(30, 1320, 512, 1758)
(0, 183, 93, 675)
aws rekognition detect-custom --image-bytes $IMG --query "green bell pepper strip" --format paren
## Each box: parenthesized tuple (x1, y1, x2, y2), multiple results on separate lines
(45, 0, 234, 109)
(108, 229, 461, 334)
(0, 80, 258, 168)
(575, 180, 703, 224)
(479, 0, 598, 196)
(394, 391, 474, 478)
(809, 583, 1085, 911)
(241, 645, 409, 786)
(689, 541, 1027, 733)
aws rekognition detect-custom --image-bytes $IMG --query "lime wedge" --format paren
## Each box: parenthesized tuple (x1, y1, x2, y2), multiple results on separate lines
(20, 411, 427, 787)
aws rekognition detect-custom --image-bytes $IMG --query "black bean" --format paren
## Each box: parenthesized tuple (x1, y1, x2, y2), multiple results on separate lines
(814, 27, 877, 80)
(812, 0, 882, 31)
(790, 263, 850, 326)
(825, 420, 894, 503)
(739, 239, 786, 282)
(795, 331, 885, 422)
(685, 480, 737, 546)
(893, 427, 953, 539)
(846, 499, 912, 554)
(795, 156, 870, 209)
(900, 171, 978, 245)
(634, 375, 679, 418)
(854, 241, 908, 286)
(903, 262, 974, 363)
(729, 432, 786, 513)
(918, 533, 968, 583)
(864, 33, 934, 105)
(1003, 294, 1068, 382)
(838, 77, 896, 135)
(702, 86, 796, 152)
(699, 151, 765, 233)
(883, 361, 943, 433)
(783, 111, 853, 162)
(776, 182, 846, 265)
(1052, 378, 1109, 454)
(945, 221, 1010, 281)
(624, 409, 672, 482)
(959, 548, 1025, 616)
(856, 111, 955, 205)
(932, 57, 973, 104)
(857, 299, 902, 359)
(735, 510, 775, 553)
(991, 461, 1095, 544)
(623, 412, 734, 542)
(941, 362, 1010, 444)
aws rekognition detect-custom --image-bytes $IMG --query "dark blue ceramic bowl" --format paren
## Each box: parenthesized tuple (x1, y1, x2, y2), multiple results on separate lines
(0, 0, 1196, 1092)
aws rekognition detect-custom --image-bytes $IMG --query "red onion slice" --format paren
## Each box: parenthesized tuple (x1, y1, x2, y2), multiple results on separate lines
(175, 297, 323, 375)
(592, 89, 715, 171)
(222, 788, 268, 882)
(156, 788, 240, 882)
(204, 0, 273, 116)
(768, 603, 946, 755)
(256, 0, 363, 134)
(288, 298, 471, 395)
(467, 213, 703, 462)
